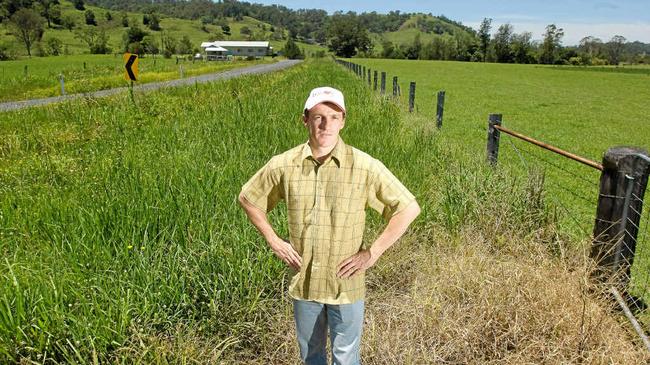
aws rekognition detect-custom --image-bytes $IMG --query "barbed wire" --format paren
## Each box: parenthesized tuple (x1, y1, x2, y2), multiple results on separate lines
(512, 138, 600, 191)
(504, 137, 593, 236)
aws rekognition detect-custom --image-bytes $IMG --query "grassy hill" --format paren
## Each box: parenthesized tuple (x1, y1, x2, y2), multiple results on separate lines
(0, 0, 324, 58)
(370, 13, 476, 54)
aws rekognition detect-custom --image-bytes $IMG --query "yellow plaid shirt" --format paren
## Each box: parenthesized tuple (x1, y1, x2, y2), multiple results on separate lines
(241, 137, 415, 304)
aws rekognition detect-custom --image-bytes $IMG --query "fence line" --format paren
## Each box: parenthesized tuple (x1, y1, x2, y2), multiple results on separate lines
(334, 58, 445, 126)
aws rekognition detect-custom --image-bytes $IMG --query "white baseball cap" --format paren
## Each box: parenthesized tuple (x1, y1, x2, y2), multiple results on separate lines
(303, 86, 346, 115)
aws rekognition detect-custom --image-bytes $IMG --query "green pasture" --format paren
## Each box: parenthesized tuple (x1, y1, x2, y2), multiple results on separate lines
(0, 54, 275, 102)
(349, 57, 650, 303)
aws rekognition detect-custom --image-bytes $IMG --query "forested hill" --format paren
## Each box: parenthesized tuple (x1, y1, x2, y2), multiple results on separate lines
(84, 0, 474, 42)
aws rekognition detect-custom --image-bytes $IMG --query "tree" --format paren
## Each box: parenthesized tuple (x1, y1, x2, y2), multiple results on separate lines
(34, 0, 61, 28)
(8, 8, 44, 57)
(477, 18, 492, 62)
(606, 35, 626, 65)
(282, 37, 303, 59)
(123, 24, 148, 51)
(177, 35, 193, 55)
(85, 10, 96, 26)
(403, 33, 421, 59)
(579, 36, 603, 61)
(121, 12, 128, 27)
(493, 23, 513, 63)
(46, 36, 62, 55)
(326, 13, 372, 58)
(61, 14, 75, 31)
(539, 24, 564, 64)
(160, 31, 176, 57)
(221, 24, 231, 36)
(148, 13, 161, 31)
(141, 35, 159, 55)
(240, 26, 252, 39)
(380, 39, 396, 58)
(73, 0, 84, 11)
(76, 26, 110, 54)
(511, 31, 535, 63)
(105, 11, 112, 22)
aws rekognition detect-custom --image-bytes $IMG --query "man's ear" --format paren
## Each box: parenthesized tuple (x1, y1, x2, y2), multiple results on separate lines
(302, 114, 308, 127)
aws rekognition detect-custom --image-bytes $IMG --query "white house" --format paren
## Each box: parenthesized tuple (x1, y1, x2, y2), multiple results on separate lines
(200, 41, 272, 60)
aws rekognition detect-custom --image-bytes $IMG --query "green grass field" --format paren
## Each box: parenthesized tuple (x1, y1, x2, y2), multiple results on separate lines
(2, 57, 649, 362)
(0, 54, 275, 102)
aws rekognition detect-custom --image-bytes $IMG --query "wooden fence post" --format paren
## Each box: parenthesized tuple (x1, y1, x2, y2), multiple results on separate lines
(373, 71, 378, 91)
(367, 69, 371, 87)
(408, 82, 416, 112)
(362, 66, 366, 81)
(590, 148, 650, 289)
(436, 90, 445, 129)
(59, 74, 65, 95)
(392, 76, 398, 98)
(486, 114, 502, 166)
(24, 65, 28, 78)
(380, 72, 386, 95)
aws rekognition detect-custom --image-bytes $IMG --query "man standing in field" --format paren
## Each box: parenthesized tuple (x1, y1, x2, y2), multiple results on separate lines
(239, 86, 420, 364)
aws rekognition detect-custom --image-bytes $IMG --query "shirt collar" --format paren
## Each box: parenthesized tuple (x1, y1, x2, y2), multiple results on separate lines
(300, 137, 347, 168)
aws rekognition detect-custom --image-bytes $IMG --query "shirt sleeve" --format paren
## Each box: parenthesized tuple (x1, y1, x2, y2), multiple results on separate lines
(368, 160, 416, 221)
(240, 158, 284, 213)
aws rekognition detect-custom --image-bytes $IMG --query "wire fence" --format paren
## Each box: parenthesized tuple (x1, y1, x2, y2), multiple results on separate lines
(503, 136, 601, 238)
(496, 123, 650, 346)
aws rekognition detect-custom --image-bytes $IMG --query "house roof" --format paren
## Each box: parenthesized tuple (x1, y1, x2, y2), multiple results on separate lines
(205, 46, 228, 52)
(201, 41, 270, 48)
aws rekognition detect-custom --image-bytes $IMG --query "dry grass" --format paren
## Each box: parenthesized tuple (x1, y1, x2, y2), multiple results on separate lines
(220, 226, 648, 364)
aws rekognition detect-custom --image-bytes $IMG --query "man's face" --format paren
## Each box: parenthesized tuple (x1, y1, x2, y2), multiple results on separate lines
(303, 102, 345, 150)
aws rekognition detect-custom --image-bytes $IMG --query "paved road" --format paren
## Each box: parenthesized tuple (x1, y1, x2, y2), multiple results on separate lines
(0, 59, 302, 112)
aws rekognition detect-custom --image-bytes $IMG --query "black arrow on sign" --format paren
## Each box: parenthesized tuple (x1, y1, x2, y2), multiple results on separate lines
(125, 55, 137, 81)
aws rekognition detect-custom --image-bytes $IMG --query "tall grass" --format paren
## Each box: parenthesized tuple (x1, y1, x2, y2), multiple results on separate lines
(0, 59, 438, 362)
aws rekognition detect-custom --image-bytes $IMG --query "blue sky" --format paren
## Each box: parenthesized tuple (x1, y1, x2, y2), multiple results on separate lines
(248, 0, 650, 45)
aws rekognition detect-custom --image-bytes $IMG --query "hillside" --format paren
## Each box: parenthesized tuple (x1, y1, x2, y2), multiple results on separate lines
(0, 0, 325, 58)
(369, 14, 476, 59)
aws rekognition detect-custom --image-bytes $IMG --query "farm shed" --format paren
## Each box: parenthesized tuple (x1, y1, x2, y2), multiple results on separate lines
(200, 41, 272, 59)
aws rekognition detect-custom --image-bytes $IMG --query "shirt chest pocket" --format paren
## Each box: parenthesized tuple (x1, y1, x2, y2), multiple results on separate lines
(330, 182, 366, 212)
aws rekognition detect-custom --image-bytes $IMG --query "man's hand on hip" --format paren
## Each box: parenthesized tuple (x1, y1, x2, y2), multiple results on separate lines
(336, 249, 378, 279)
(270, 238, 302, 271)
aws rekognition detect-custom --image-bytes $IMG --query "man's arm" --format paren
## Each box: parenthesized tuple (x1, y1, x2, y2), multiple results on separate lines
(238, 193, 302, 270)
(337, 200, 420, 279)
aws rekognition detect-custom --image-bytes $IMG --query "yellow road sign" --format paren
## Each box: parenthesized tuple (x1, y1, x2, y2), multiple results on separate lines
(123, 53, 139, 81)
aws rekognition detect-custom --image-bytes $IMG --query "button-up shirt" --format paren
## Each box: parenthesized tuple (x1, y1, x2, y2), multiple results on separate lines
(240, 137, 415, 304)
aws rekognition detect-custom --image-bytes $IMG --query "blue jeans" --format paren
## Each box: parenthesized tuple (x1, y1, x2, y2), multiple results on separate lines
(293, 299, 364, 365)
